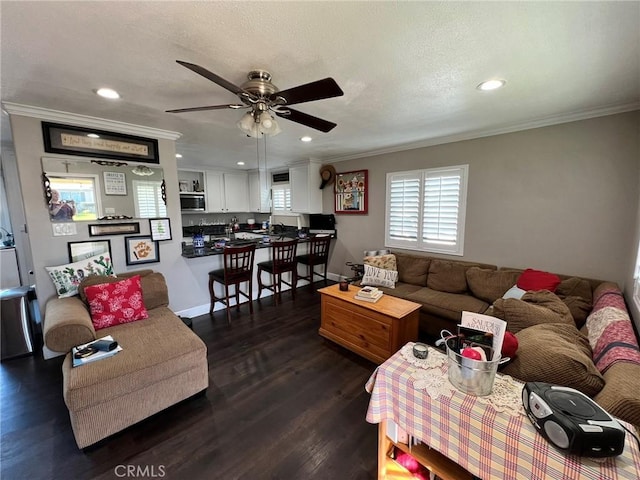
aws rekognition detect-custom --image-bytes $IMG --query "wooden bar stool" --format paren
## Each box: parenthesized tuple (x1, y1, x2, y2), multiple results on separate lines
(208, 244, 256, 324)
(257, 239, 298, 304)
(296, 235, 331, 287)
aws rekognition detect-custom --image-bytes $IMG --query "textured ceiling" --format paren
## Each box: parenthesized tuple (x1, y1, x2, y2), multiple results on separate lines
(1, 1, 639, 170)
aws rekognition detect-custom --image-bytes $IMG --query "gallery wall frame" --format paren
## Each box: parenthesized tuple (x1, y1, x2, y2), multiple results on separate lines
(88, 222, 140, 237)
(335, 169, 368, 214)
(149, 217, 172, 241)
(42, 122, 160, 164)
(124, 236, 160, 265)
(67, 240, 112, 263)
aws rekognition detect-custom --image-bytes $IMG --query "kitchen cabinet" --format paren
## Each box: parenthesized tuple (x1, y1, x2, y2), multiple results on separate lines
(223, 172, 250, 212)
(289, 161, 322, 213)
(249, 170, 271, 213)
(204, 171, 249, 213)
(205, 171, 225, 212)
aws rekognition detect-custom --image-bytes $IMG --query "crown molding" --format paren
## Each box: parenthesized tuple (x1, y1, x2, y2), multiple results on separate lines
(327, 102, 640, 163)
(1, 102, 182, 141)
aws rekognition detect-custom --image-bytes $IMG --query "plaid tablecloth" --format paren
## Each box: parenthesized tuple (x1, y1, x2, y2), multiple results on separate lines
(365, 345, 640, 480)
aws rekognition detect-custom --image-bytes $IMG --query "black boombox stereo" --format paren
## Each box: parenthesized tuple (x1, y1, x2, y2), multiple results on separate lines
(522, 382, 625, 457)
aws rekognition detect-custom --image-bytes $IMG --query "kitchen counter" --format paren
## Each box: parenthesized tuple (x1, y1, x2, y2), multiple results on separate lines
(181, 234, 316, 258)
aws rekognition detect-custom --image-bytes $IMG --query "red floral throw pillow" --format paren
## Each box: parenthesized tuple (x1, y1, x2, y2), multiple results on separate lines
(516, 268, 561, 292)
(84, 275, 149, 330)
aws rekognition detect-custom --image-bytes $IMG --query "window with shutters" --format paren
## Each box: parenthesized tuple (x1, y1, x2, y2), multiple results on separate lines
(385, 165, 468, 255)
(271, 184, 291, 213)
(133, 180, 167, 218)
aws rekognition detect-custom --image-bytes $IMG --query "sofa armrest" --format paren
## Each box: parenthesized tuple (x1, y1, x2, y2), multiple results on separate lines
(44, 296, 96, 353)
(593, 362, 640, 428)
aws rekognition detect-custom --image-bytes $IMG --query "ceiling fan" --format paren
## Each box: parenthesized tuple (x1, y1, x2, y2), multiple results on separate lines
(166, 60, 344, 134)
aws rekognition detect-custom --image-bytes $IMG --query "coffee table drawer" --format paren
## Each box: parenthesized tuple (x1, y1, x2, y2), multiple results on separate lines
(323, 296, 391, 349)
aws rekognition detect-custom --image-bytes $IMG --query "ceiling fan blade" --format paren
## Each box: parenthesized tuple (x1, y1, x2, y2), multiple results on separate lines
(270, 78, 344, 106)
(165, 104, 244, 113)
(275, 108, 337, 132)
(176, 60, 250, 97)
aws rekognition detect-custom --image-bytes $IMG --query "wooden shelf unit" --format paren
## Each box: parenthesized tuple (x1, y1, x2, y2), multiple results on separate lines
(378, 421, 473, 480)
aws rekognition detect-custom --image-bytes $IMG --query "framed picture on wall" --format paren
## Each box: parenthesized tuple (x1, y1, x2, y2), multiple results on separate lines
(149, 218, 172, 241)
(124, 236, 160, 265)
(335, 169, 368, 214)
(67, 240, 112, 263)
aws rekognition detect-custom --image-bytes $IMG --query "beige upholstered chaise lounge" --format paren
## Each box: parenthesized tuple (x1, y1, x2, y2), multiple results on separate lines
(43, 270, 208, 448)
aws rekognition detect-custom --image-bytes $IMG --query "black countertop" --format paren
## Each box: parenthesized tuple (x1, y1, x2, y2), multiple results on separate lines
(182, 234, 314, 258)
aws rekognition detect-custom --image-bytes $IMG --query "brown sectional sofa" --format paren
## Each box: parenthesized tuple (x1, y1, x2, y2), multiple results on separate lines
(366, 250, 640, 427)
(43, 270, 209, 448)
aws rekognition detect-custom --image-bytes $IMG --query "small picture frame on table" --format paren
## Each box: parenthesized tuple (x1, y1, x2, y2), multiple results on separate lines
(68, 240, 112, 263)
(149, 218, 172, 241)
(124, 236, 160, 265)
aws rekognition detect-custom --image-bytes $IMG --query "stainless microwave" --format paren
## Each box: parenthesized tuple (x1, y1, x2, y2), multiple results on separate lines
(180, 193, 205, 211)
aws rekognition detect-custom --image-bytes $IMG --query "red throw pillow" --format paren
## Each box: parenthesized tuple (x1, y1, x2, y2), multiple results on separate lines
(84, 275, 149, 330)
(516, 269, 561, 292)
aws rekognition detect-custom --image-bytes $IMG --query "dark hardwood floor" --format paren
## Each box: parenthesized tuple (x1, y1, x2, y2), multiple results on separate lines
(1, 282, 379, 480)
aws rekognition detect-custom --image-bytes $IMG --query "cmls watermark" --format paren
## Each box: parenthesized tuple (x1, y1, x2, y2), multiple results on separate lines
(114, 465, 166, 478)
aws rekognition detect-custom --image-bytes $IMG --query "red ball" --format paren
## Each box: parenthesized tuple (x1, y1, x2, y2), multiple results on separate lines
(502, 331, 519, 358)
(461, 347, 482, 360)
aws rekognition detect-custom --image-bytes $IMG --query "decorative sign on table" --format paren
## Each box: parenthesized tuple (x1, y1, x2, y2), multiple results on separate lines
(42, 122, 159, 164)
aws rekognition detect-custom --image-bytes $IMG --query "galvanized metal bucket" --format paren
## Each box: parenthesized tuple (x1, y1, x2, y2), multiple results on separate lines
(445, 336, 502, 396)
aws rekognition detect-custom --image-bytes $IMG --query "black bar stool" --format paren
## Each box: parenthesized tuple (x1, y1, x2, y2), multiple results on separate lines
(296, 235, 331, 287)
(257, 239, 298, 304)
(208, 244, 256, 324)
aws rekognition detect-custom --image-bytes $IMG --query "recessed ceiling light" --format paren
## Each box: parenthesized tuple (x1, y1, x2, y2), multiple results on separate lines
(175, 153, 183, 158)
(87, 133, 100, 139)
(300, 136, 312, 142)
(477, 79, 506, 91)
(95, 88, 120, 99)
(237, 161, 245, 166)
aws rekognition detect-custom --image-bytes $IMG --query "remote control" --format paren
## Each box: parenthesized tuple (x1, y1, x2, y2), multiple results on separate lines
(92, 339, 118, 352)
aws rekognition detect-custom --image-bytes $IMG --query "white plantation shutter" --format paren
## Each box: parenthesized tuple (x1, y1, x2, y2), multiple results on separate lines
(271, 184, 291, 212)
(385, 165, 468, 255)
(133, 180, 167, 218)
(387, 173, 421, 245)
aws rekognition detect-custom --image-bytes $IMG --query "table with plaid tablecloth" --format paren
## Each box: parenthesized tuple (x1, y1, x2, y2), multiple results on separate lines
(365, 343, 640, 480)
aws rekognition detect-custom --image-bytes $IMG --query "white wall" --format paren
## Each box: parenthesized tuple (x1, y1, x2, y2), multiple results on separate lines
(7, 114, 213, 315)
(325, 111, 640, 303)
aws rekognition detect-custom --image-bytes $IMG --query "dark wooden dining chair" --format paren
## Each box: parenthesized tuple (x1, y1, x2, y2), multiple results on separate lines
(296, 235, 331, 287)
(257, 238, 299, 304)
(208, 244, 256, 324)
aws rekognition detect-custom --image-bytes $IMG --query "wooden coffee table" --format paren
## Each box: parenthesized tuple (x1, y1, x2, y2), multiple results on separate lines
(318, 284, 420, 364)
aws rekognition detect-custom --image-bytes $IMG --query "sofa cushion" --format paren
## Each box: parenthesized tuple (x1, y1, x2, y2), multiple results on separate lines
(560, 295, 592, 328)
(466, 268, 521, 303)
(79, 271, 169, 310)
(378, 282, 423, 298)
(427, 259, 468, 294)
(406, 288, 489, 322)
(84, 275, 149, 330)
(492, 290, 574, 333)
(501, 323, 605, 397)
(556, 277, 593, 303)
(394, 252, 430, 286)
(363, 253, 397, 271)
(516, 268, 561, 292)
(46, 253, 115, 298)
(361, 264, 398, 288)
(63, 307, 206, 411)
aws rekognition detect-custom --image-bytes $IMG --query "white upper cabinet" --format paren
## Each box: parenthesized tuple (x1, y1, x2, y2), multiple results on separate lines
(223, 172, 250, 212)
(204, 171, 249, 213)
(249, 170, 271, 213)
(289, 161, 322, 213)
(204, 171, 225, 212)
